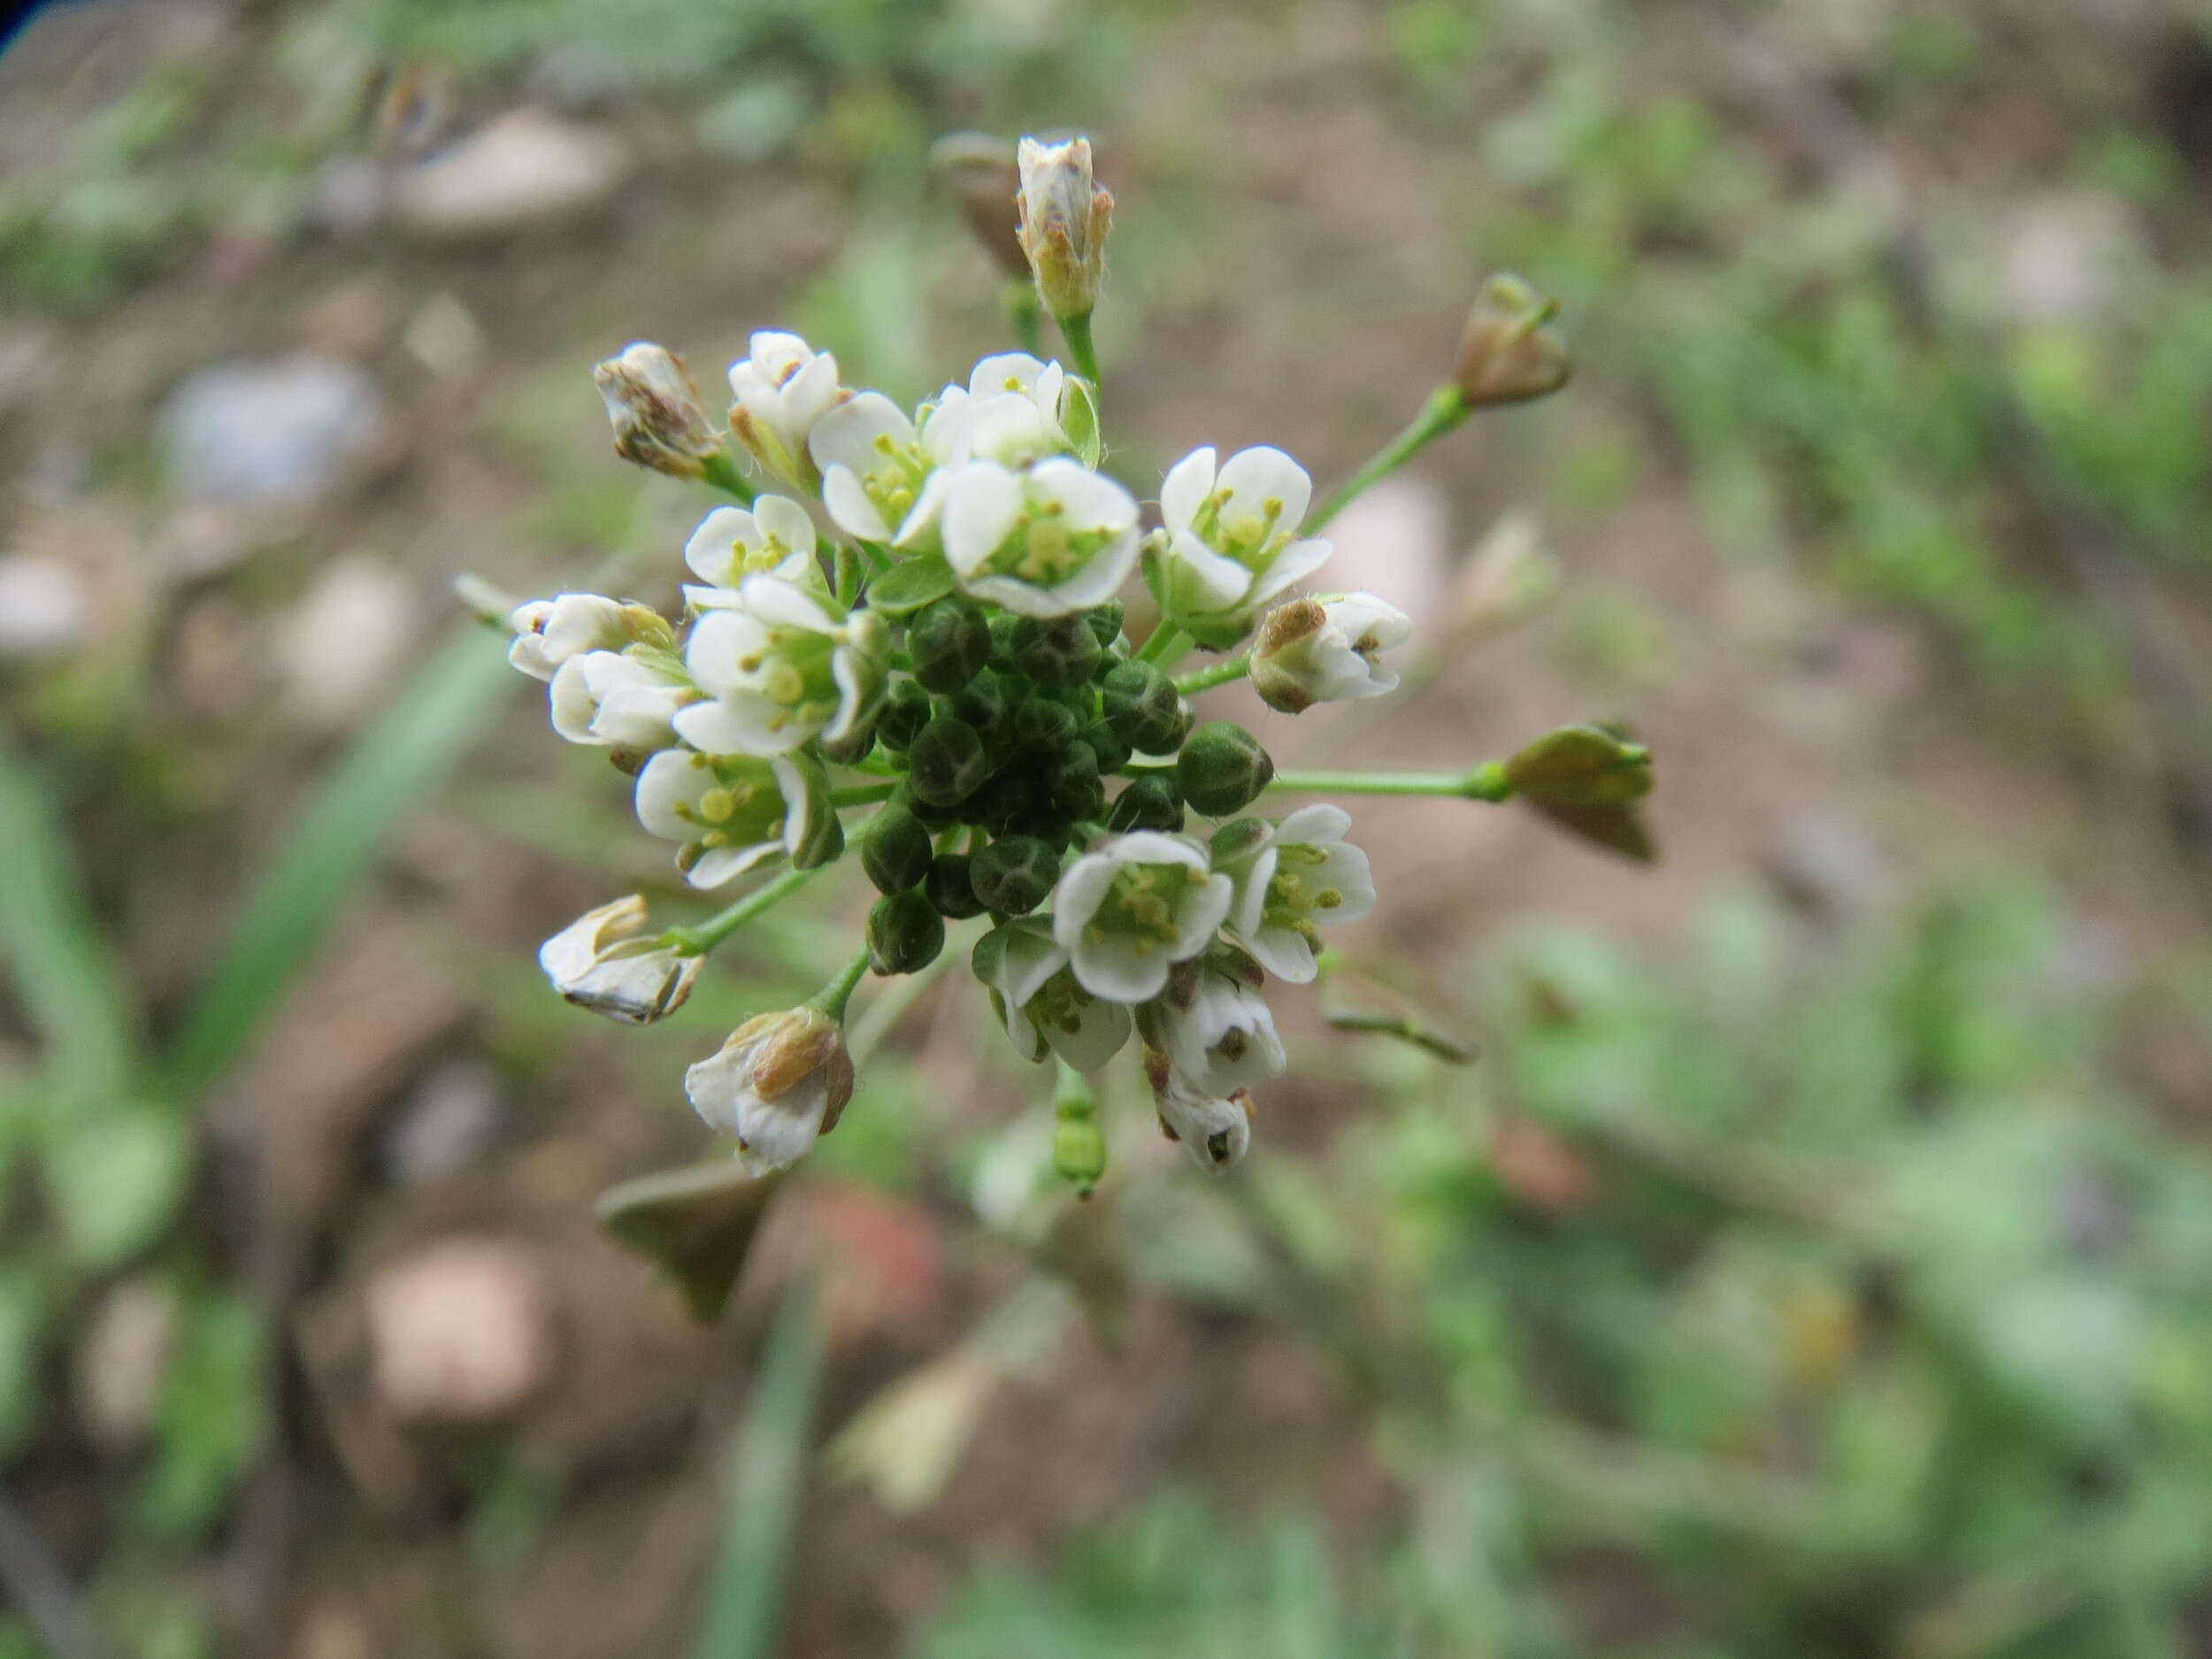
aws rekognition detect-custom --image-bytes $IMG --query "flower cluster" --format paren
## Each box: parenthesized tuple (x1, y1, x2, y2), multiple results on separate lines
(510, 131, 1647, 1224)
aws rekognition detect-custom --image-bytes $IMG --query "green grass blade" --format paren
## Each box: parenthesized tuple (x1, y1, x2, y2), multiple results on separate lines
(693, 1277, 826, 1659)
(163, 627, 515, 1099)
(0, 728, 140, 1102)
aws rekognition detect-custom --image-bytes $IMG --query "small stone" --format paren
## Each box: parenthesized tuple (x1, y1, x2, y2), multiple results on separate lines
(366, 1239, 552, 1425)
(0, 556, 88, 659)
(390, 109, 631, 240)
(380, 1057, 505, 1187)
(272, 553, 419, 731)
(74, 1279, 174, 1453)
(158, 353, 388, 507)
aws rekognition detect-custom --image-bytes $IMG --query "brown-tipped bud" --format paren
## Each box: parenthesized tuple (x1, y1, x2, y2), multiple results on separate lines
(594, 342, 723, 479)
(932, 131, 1029, 280)
(1453, 274, 1572, 408)
(684, 1006, 856, 1176)
(1017, 134, 1114, 322)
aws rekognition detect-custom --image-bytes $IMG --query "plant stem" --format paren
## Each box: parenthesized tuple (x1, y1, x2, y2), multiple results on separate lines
(665, 866, 818, 956)
(1133, 621, 1190, 667)
(1307, 385, 1468, 533)
(1173, 653, 1250, 695)
(701, 449, 757, 506)
(830, 782, 899, 809)
(1057, 309, 1103, 388)
(1265, 763, 1513, 802)
(1054, 1059, 1097, 1111)
(1004, 279, 1045, 358)
(808, 945, 873, 1025)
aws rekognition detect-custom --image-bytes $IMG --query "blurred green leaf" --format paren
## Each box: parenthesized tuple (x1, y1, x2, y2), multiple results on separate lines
(40, 1105, 194, 1271)
(0, 1264, 52, 1458)
(597, 1163, 787, 1324)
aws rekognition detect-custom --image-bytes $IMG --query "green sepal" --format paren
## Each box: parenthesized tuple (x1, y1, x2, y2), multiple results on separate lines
(784, 749, 846, 869)
(865, 553, 958, 618)
(595, 1162, 787, 1324)
(1064, 375, 1103, 468)
(1503, 725, 1653, 808)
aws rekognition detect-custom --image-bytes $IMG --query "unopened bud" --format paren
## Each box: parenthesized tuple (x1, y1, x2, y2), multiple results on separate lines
(925, 853, 988, 919)
(1007, 613, 1102, 688)
(1106, 775, 1184, 834)
(1017, 134, 1114, 322)
(1503, 724, 1652, 808)
(971, 834, 1060, 916)
(906, 715, 988, 809)
(1079, 719, 1133, 777)
(1047, 742, 1105, 821)
(1176, 721, 1275, 818)
(1085, 600, 1125, 649)
(868, 889, 946, 975)
(685, 1005, 855, 1174)
(861, 803, 934, 895)
(1248, 592, 1410, 714)
(508, 594, 672, 681)
(949, 670, 1016, 743)
(1454, 274, 1572, 408)
(1099, 660, 1185, 754)
(539, 895, 702, 1025)
(1052, 1109, 1108, 1194)
(593, 342, 722, 480)
(908, 595, 992, 695)
(875, 678, 933, 752)
(931, 131, 1029, 280)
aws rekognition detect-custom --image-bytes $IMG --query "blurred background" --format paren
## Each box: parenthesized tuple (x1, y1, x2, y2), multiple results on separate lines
(4, 0, 2212, 1655)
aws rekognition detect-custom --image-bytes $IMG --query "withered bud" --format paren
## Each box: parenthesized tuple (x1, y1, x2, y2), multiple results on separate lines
(1017, 135, 1115, 322)
(593, 342, 723, 480)
(1453, 274, 1572, 408)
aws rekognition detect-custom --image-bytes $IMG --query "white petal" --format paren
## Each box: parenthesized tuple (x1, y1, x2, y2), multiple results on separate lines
(1043, 996, 1132, 1072)
(1167, 530, 1252, 610)
(969, 352, 1050, 397)
(684, 610, 766, 697)
(592, 680, 689, 749)
(892, 469, 955, 549)
(688, 841, 781, 889)
(808, 391, 913, 475)
(780, 350, 843, 433)
(1159, 447, 1217, 534)
(635, 749, 713, 841)
(1229, 845, 1280, 940)
(961, 572, 1084, 618)
(1310, 843, 1377, 922)
(673, 696, 787, 756)
(1277, 803, 1352, 846)
(1170, 872, 1235, 957)
(1248, 537, 1333, 607)
(1042, 528, 1141, 611)
(1049, 854, 1120, 951)
(1108, 831, 1211, 873)
(1000, 924, 1070, 1008)
(1245, 926, 1318, 985)
(683, 507, 750, 586)
(823, 465, 895, 543)
(1031, 457, 1137, 532)
(941, 461, 1023, 577)
(738, 574, 839, 634)
(1217, 446, 1313, 534)
(1071, 934, 1172, 1003)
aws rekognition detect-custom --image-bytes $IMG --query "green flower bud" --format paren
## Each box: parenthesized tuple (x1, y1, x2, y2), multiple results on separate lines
(1052, 1111, 1107, 1194)
(907, 715, 988, 809)
(1100, 660, 1183, 751)
(1008, 614, 1102, 688)
(1014, 696, 1081, 753)
(925, 852, 988, 919)
(987, 609, 1024, 665)
(1176, 721, 1275, 817)
(1503, 724, 1652, 807)
(972, 834, 1060, 915)
(1079, 719, 1133, 776)
(1047, 742, 1104, 819)
(860, 803, 934, 895)
(876, 678, 933, 751)
(818, 705, 879, 765)
(868, 888, 946, 975)
(909, 595, 992, 695)
(949, 669, 1018, 743)
(1084, 600, 1125, 648)
(1105, 775, 1184, 833)
(895, 779, 959, 828)
(970, 771, 1042, 834)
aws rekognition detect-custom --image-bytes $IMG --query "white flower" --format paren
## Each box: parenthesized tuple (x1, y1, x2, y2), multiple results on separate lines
(538, 894, 703, 1025)
(682, 496, 821, 605)
(674, 575, 888, 757)
(1017, 135, 1113, 320)
(634, 746, 839, 888)
(975, 917, 1134, 1071)
(1217, 804, 1377, 983)
(964, 353, 1074, 466)
(1141, 958, 1286, 1094)
(508, 593, 659, 681)
(1248, 592, 1411, 714)
(726, 331, 845, 488)
(809, 389, 973, 549)
(549, 649, 694, 749)
(1049, 831, 1233, 1003)
(941, 457, 1140, 618)
(594, 342, 720, 479)
(1144, 1049, 1253, 1171)
(685, 1007, 855, 1175)
(1150, 445, 1332, 648)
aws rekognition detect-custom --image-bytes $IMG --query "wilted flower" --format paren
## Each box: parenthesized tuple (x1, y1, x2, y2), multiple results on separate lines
(1248, 591, 1411, 713)
(675, 576, 888, 757)
(1017, 135, 1113, 321)
(682, 495, 822, 601)
(539, 895, 704, 1025)
(1050, 831, 1233, 1003)
(1144, 1048, 1253, 1171)
(727, 331, 845, 489)
(685, 1006, 856, 1175)
(1453, 273, 1571, 408)
(1141, 956, 1286, 1094)
(634, 746, 840, 888)
(1151, 445, 1332, 648)
(809, 389, 973, 549)
(976, 917, 1135, 1071)
(508, 593, 669, 681)
(549, 649, 695, 749)
(943, 457, 1141, 618)
(1217, 803, 1376, 984)
(594, 342, 722, 480)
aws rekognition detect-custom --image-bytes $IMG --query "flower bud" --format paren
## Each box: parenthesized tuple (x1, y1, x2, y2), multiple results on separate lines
(868, 889, 946, 975)
(875, 678, 933, 752)
(1176, 721, 1275, 817)
(1503, 724, 1652, 807)
(1453, 273, 1572, 409)
(949, 669, 1018, 743)
(1099, 660, 1184, 753)
(1007, 613, 1102, 688)
(1248, 591, 1412, 714)
(925, 852, 988, 919)
(1106, 775, 1184, 834)
(1016, 134, 1114, 322)
(539, 895, 703, 1025)
(1052, 1109, 1108, 1195)
(1079, 719, 1133, 777)
(906, 715, 988, 809)
(971, 834, 1060, 916)
(861, 803, 934, 895)
(1084, 600, 1125, 649)
(1013, 696, 1080, 754)
(1046, 742, 1104, 821)
(508, 593, 672, 682)
(1142, 1048, 1254, 1171)
(685, 1006, 855, 1174)
(930, 131, 1030, 280)
(908, 595, 992, 695)
(593, 342, 723, 480)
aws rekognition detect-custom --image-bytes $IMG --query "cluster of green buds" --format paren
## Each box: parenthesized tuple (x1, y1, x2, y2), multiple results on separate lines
(511, 131, 1652, 1220)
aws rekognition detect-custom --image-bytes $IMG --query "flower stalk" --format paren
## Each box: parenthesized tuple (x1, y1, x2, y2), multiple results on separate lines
(664, 865, 819, 956)
(1264, 764, 1514, 803)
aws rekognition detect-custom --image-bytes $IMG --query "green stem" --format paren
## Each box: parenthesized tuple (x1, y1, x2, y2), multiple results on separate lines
(1266, 762, 1512, 802)
(700, 449, 757, 506)
(1057, 309, 1103, 388)
(1005, 279, 1045, 358)
(834, 544, 863, 609)
(1133, 622, 1190, 668)
(1055, 1059, 1097, 1112)
(1307, 385, 1469, 533)
(665, 865, 818, 956)
(807, 945, 873, 1025)
(830, 782, 898, 809)
(1173, 654, 1250, 695)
